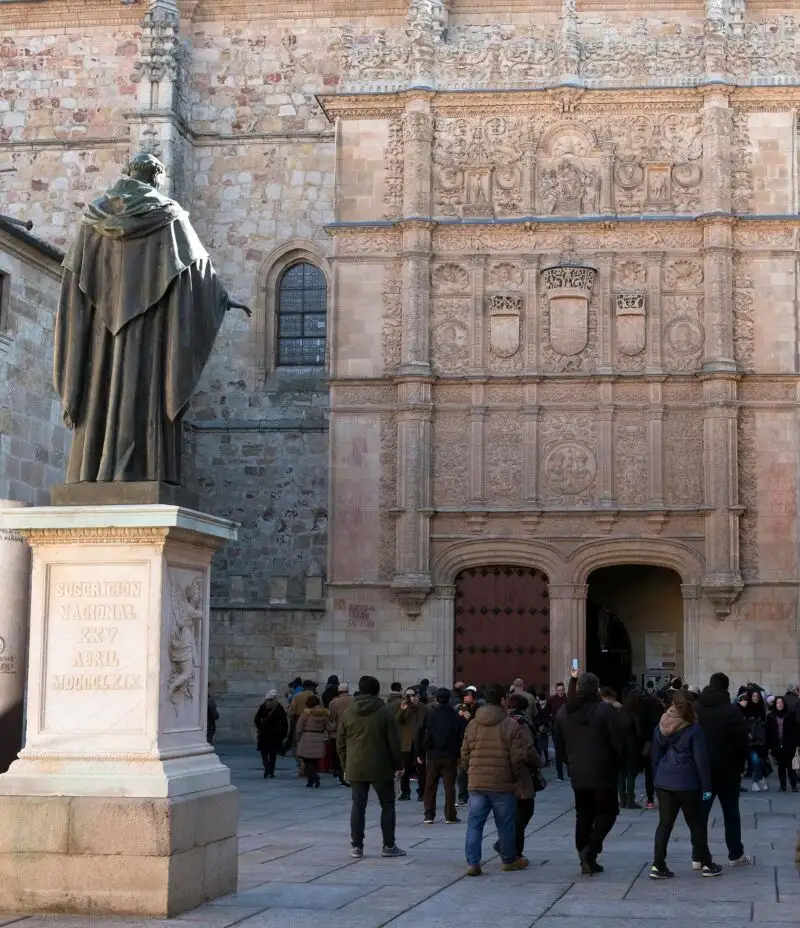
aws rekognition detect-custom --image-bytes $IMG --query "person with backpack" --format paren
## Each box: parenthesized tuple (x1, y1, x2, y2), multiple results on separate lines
(503, 693, 545, 863)
(649, 687, 722, 879)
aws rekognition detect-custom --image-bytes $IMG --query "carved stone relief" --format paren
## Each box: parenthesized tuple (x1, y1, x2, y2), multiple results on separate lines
(378, 413, 397, 580)
(537, 125, 600, 215)
(663, 296, 705, 372)
(485, 412, 523, 504)
(663, 410, 703, 506)
(614, 410, 648, 506)
(541, 264, 598, 372)
(603, 114, 703, 214)
(431, 297, 470, 374)
(166, 569, 204, 714)
(615, 293, 647, 371)
(384, 116, 404, 219)
(487, 293, 523, 373)
(382, 272, 402, 373)
(540, 414, 597, 505)
(432, 413, 470, 506)
(732, 260, 755, 371)
(433, 116, 525, 218)
(664, 258, 704, 290)
(737, 408, 758, 581)
(432, 262, 470, 293)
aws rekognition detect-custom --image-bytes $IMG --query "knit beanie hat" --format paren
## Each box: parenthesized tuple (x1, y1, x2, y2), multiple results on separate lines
(576, 672, 600, 698)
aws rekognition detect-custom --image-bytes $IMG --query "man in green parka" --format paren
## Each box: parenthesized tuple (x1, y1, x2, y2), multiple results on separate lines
(338, 675, 405, 859)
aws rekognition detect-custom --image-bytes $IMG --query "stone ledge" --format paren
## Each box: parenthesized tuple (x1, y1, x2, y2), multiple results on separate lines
(0, 788, 238, 916)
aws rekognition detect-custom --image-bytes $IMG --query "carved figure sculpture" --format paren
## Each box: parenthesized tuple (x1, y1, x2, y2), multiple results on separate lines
(167, 573, 204, 708)
(54, 152, 250, 487)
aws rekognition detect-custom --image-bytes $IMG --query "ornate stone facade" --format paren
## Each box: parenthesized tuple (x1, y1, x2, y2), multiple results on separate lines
(2, 0, 800, 736)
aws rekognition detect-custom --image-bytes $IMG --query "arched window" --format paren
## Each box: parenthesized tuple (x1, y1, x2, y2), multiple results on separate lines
(276, 262, 327, 367)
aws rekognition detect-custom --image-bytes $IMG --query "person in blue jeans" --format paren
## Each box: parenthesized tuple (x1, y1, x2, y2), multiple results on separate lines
(460, 684, 529, 876)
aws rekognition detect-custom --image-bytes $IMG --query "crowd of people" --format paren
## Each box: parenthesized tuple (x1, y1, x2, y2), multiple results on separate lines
(248, 671, 800, 877)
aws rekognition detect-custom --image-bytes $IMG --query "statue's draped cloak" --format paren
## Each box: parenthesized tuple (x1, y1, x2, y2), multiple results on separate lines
(54, 179, 229, 484)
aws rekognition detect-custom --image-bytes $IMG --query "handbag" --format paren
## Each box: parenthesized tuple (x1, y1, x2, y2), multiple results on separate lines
(792, 748, 800, 773)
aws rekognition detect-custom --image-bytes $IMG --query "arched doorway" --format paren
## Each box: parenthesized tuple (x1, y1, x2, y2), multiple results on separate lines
(454, 566, 550, 691)
(586, 565, 683, 697)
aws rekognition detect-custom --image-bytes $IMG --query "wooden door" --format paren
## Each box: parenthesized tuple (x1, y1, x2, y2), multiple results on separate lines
(454, 565, 550, 691)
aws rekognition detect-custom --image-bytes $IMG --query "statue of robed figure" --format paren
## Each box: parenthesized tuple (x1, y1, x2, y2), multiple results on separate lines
(54, 152, 249, 489)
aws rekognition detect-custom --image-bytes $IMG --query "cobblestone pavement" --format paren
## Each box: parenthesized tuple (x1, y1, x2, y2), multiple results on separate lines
(3, 745, 799, 928)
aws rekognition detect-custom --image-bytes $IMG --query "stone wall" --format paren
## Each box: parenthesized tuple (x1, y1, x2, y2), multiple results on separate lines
(0, 225, 66, 505)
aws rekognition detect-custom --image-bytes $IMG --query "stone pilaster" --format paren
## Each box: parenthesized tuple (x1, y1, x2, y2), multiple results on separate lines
(702, 218, 736, 370)
(701, 374, 743, 615)
(522, 400, 541, 505)
(468, 403, 486, 504)
(469, 254, 488, 372)
(647, 384, 665, 507)
(548, 582, 587, 689)
(432, 584, 456, 687)
(646, 254, 664, 372)
(596, 382, 614, 506)
(393, 102, 434, 616)
(681, 584, 702, 684)
(128, 0, 191, 202)
(596, 253, 613, 373)
(523, 254, 539, 371)
(701, 90, 732, 216)
(599, 141, 615, 215)
(703, 0, 728, 83)
(392, 377, 434, 616)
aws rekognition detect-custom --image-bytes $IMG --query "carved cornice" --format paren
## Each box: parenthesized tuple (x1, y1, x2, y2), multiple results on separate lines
(23, 527, 170, 546)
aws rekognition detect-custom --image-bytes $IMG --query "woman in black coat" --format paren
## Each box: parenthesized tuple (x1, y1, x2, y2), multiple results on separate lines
(254, 691, 289, 779)
(766, 696, 799, 792)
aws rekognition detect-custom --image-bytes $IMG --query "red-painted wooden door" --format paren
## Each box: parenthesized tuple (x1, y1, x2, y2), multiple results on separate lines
(454, 566, 550, 691)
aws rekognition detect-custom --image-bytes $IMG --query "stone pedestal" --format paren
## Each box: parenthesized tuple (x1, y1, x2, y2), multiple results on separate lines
(0, 505, 239, 917)
(0, 500, 31, 775)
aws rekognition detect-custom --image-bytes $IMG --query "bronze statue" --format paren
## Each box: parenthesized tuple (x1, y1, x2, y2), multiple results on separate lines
(54, 152, 249, 488)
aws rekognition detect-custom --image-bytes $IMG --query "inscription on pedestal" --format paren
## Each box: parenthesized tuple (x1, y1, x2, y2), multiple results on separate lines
(43, 565, 149, 733)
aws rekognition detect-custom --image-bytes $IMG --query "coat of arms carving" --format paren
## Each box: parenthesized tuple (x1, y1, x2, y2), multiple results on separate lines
(487, 293, 522, 358)
(541, 264, 597, 357)
(615, 293, 647, 356)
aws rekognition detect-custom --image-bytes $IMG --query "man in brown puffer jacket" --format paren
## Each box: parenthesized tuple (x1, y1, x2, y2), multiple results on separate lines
(461, 684, 528, 876)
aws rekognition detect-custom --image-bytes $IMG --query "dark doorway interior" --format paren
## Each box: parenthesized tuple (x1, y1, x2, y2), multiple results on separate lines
(586, 600, 633, 698)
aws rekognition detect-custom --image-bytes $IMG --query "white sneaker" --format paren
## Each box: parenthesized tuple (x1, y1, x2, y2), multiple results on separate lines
(750, 781, 761, 791)
(728, 855, 752, 867)
(759, 779, 769, 791)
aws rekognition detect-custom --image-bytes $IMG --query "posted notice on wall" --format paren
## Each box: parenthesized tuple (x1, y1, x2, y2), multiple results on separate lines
(645, 631, 677, 672)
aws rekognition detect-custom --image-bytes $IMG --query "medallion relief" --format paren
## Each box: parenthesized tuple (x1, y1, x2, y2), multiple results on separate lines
(663, 295, 705, 372)
(540, 414, 597, 505)
(432, 262, 470, 293)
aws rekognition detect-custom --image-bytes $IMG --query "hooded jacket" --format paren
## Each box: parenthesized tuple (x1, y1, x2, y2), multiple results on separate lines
(652, 707, 712, 793)
(461, 704, 528, 793)
(552, 695, 624, 790)
(508, 710, 544, 799)
(322, 675, 340, 709)
(337, 694, 402, 783)
(695, 684, 749, 786)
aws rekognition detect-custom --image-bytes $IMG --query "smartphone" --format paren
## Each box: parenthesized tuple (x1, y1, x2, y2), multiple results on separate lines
(572, 658, 579, 671)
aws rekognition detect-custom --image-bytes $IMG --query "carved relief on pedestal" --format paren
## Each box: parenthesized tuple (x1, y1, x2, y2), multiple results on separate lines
(614, 410, 648, 506)
(541, 263, 597, 373)
(663, 296, 705, 372)
(536, 124, 601, 215)
(166, 568, 204, 719)
(732, 259, 755, 371)
(433, 116, 525, 218)
(540, 414, 597, 505)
